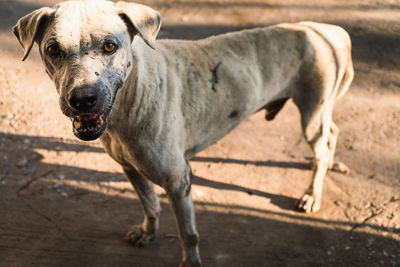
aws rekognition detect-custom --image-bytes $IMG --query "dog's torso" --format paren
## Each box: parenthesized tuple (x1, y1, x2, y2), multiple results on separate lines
(101, 22, 350, 184)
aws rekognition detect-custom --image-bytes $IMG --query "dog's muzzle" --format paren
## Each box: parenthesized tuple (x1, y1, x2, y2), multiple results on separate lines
(66, 85, 108, 141)
(72, 113, 107, 141)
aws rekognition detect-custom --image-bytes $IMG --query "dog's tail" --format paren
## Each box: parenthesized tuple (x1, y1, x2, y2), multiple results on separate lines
(327, 24, 354, 100)
(336, 49, 354, 100)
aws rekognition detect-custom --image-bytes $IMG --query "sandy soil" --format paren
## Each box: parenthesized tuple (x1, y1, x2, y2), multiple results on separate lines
(0, 0, 399, 266)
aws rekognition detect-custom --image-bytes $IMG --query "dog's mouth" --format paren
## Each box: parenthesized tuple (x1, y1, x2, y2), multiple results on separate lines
(72, 114, 106, 141)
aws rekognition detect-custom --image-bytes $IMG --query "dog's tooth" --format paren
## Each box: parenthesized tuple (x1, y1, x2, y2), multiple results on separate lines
(73, 120, 81, 129)
(96, 119, 103, 127)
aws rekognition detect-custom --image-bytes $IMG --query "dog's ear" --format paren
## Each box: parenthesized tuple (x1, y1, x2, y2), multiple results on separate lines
(115, 2, 161, 49)
(12, 7, 54, 61)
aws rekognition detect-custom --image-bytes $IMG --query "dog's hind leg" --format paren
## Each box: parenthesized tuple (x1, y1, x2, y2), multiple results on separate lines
(123, 167, 161, 246)
(326, 57, 353, 175)
(307, 122, 349, 174)
(296, 104, 333, 212)
(327, 122, 350, 174)
(292, 77, 338, 213)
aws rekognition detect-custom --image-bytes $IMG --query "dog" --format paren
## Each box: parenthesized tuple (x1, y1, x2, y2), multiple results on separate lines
(13, 1, 353, 266)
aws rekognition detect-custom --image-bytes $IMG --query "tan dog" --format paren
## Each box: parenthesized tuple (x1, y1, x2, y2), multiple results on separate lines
(13, 1, 353, 266)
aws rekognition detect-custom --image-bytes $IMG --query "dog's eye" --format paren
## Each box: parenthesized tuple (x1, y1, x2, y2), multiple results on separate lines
(46, 43, 60, 57)
(103, 42, 117, 54)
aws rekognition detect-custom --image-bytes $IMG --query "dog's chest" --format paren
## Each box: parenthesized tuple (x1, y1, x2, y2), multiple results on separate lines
(100, 130, 132, 167)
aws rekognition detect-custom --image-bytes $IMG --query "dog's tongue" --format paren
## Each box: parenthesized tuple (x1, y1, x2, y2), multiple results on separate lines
(73, 114, 105, 133)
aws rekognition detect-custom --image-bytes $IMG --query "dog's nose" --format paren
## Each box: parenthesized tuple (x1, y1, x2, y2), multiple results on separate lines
(68, 86, 99, 112)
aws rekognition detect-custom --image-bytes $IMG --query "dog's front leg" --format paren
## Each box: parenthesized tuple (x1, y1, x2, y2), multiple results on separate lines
(123, 167, 161, 246)
(165, 162, 201, 267)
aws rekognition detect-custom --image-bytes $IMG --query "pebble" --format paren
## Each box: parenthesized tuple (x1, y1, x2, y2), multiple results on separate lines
(362, 200, 371, 208)
(383, 250, 388, 257)
(334, 200, 342, 207)
(31, 153, 42, 161)
(0, 168, 9, 180)
(17, 158, 28, 168)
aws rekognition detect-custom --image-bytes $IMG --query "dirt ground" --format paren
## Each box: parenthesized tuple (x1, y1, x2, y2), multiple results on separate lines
(0, 0, 399, 266)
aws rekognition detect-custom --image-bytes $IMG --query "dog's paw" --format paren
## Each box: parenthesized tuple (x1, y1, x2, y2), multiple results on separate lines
(296, 193, 321, 213)
(124, 225, 155, 247)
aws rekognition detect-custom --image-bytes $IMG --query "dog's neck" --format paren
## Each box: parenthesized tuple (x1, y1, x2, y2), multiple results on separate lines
(106, 37, 162, 133)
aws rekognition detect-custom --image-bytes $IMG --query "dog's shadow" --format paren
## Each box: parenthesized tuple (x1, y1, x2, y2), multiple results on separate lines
(1, 131, 305, 212)
(190, 156, 310, 211)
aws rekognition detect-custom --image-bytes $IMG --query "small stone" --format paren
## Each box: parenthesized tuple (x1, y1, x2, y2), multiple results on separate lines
(383, 250, 389, 257)
(387, 213, 395, 221)
(362, 200, 371, 208)
(0, 168, 9, 180)
(31, 153, 43, 161)
(17, 158, 28, 168)
(345, 245, 351, 250)
(334, 200, 342, 206)
(61, 191, 68, 198)
(58, 174, 66, 180)
(390, 196, 399, 202)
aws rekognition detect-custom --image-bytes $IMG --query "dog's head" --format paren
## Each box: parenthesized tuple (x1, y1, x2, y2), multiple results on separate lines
(12, 0, 161, 141)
